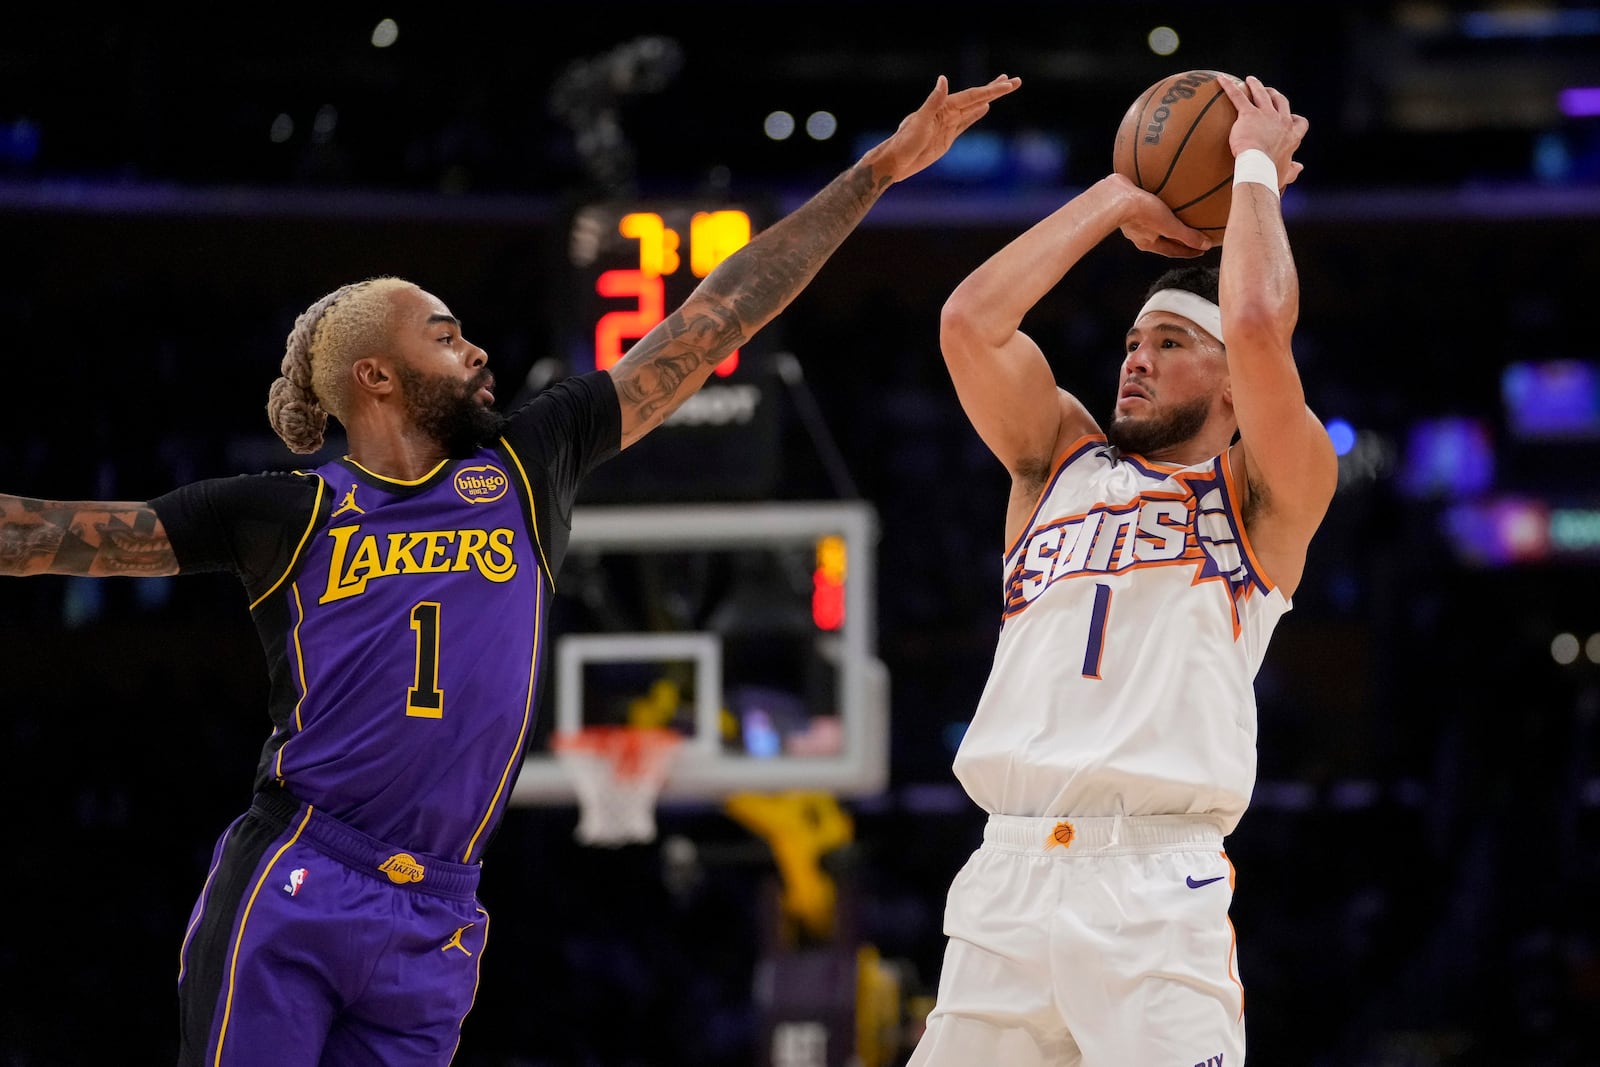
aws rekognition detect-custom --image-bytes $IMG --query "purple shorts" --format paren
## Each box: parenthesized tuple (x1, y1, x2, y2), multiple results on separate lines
(177, 790, 487, 1066)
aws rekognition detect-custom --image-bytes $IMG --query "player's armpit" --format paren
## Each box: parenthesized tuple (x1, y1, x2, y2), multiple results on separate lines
(1229, 411, 1337, 596)
(1238, 404, 1338, 530)
(0, 496, 178, 577)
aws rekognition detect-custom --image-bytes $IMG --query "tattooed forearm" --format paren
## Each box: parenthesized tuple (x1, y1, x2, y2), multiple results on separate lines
(611, 301, 744, 423)
(708, 163, 884, 327)
(612, 162, 888, 444)
(610, 339, 700, 424)
(0, 496, 178, 577)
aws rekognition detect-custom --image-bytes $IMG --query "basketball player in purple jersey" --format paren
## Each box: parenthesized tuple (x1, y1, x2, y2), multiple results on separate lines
(0, 74, 1019, 1066)
(908, 76, 1335, 1065)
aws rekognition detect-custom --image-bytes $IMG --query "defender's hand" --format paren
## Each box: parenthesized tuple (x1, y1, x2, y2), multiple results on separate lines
(865, 74, 1022, 184)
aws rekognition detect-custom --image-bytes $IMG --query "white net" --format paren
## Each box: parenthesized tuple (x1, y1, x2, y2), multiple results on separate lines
(552, 726, 684, 847)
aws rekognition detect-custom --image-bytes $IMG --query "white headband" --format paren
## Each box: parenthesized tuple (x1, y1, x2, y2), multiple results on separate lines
(1135, 289, 1224, 345)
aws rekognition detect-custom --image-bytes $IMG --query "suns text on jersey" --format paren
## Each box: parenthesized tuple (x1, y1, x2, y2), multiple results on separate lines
(1003, 488, 1245, 618)
(319, 524, 518, 603)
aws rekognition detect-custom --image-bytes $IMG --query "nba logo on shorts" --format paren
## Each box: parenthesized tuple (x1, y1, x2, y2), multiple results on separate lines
(284, 868, 308, 896)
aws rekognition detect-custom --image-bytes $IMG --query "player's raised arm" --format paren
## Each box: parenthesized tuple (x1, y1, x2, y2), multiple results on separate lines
(609, 73, 1021, 449)
(1216, 75, 1336, 587)
(939, 175, 1210, 530)
(0, 495, 177, 577)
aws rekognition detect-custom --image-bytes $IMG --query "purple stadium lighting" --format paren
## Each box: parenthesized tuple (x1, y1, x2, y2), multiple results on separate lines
(1559, 87, 1600, 117)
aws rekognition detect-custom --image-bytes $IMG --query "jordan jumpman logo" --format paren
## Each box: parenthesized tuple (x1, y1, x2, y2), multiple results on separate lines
(441, 923, 475, 956)
(332, 484, 364, 519)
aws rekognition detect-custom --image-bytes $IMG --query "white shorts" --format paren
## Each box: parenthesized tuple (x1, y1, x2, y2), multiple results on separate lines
(907, 813, 1245, 1067)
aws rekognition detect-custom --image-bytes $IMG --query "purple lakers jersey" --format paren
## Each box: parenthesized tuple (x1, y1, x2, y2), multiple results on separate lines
(151, 371, 620, 864)
(269, 452, 545, 862)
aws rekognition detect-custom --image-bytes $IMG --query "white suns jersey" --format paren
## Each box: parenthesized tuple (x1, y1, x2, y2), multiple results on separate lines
(952, 436, 1290, 834)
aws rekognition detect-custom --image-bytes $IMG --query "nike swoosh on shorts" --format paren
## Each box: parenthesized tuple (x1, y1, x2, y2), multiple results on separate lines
(1185, 875, 1225, 889)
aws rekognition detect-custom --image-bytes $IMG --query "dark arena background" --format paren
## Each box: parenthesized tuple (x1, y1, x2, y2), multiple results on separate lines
(4, 4, 1600, 1065)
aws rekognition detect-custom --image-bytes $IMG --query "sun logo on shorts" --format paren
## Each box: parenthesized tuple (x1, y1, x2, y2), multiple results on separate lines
(1044, 820, 1076, 850)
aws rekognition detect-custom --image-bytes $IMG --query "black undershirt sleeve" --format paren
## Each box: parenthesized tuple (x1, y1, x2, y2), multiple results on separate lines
(149, 470, 326, 602)
(497, 370, 621, 581)
(500, 370, 621, 502)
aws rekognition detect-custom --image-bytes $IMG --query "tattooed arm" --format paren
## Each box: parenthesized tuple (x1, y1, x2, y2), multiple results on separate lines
(609, 73, 1020, 450)
(0, 496, 177, 577)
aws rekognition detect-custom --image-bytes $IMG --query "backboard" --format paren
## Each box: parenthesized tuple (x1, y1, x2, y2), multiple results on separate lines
(510, 500, 889, 806)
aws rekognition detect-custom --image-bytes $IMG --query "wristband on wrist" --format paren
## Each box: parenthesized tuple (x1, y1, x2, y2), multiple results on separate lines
(1233, 149, 1280, 197)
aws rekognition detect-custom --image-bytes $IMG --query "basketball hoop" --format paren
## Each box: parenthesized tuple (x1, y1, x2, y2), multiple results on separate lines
(551, 726, 684, 847)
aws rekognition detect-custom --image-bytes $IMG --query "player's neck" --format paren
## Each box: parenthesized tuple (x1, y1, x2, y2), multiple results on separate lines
(1153, 439, 1226, 466)
(345, 425, 450, 483)
(1120, 424, 1235, 467)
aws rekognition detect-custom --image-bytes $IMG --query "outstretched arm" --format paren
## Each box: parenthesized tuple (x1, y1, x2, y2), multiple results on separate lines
(610, 73, 1021, 449)
(939, 174, 1211, 541)
(0, 496, 177, 577)
(1217, 74, 1336, 596)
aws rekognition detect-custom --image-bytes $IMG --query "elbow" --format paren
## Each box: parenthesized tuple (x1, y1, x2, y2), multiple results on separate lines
(1223, 275, 1299, 349)
(939, 286, 987, 358)
(1224, 302, 1296, 353)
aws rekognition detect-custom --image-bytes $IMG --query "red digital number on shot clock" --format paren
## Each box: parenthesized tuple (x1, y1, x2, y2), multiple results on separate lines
(593, 209, 751, 376)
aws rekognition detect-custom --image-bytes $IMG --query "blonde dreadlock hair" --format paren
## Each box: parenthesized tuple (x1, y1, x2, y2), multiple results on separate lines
(266, 276, 415, 454)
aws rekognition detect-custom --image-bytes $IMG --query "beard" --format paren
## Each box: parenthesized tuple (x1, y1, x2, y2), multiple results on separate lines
(396, 364, 507, 457)
(1106, 394, 1212, 457)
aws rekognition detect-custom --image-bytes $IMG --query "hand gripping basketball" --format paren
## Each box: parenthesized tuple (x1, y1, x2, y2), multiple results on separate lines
(1114, 70, 1240, 242)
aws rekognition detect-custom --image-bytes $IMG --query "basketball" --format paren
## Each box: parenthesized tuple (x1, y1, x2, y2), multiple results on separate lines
(1113, 69, 1240, 242)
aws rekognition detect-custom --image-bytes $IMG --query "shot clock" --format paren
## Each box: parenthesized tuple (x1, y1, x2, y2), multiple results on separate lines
(569, 202, 756, 374)
(566, 200, 786, 504)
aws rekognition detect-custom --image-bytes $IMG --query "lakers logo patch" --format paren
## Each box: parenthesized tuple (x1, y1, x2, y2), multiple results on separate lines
(1044, 820, 1076, 850)
(378, 852, 426, 884)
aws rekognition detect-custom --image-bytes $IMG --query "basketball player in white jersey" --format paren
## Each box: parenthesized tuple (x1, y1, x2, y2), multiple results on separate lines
(907, 75, 1336, 1066)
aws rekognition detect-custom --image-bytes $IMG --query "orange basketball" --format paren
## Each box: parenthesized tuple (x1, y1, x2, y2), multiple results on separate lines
(1113, 69, 1240, 243)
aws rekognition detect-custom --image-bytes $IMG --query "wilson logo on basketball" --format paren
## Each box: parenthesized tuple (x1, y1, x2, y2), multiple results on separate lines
(453, 465, 509, 504)
(1044, 820, 1076, 850)
(378, 853, 427, 884)
(1142, 71, 1220, 144)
